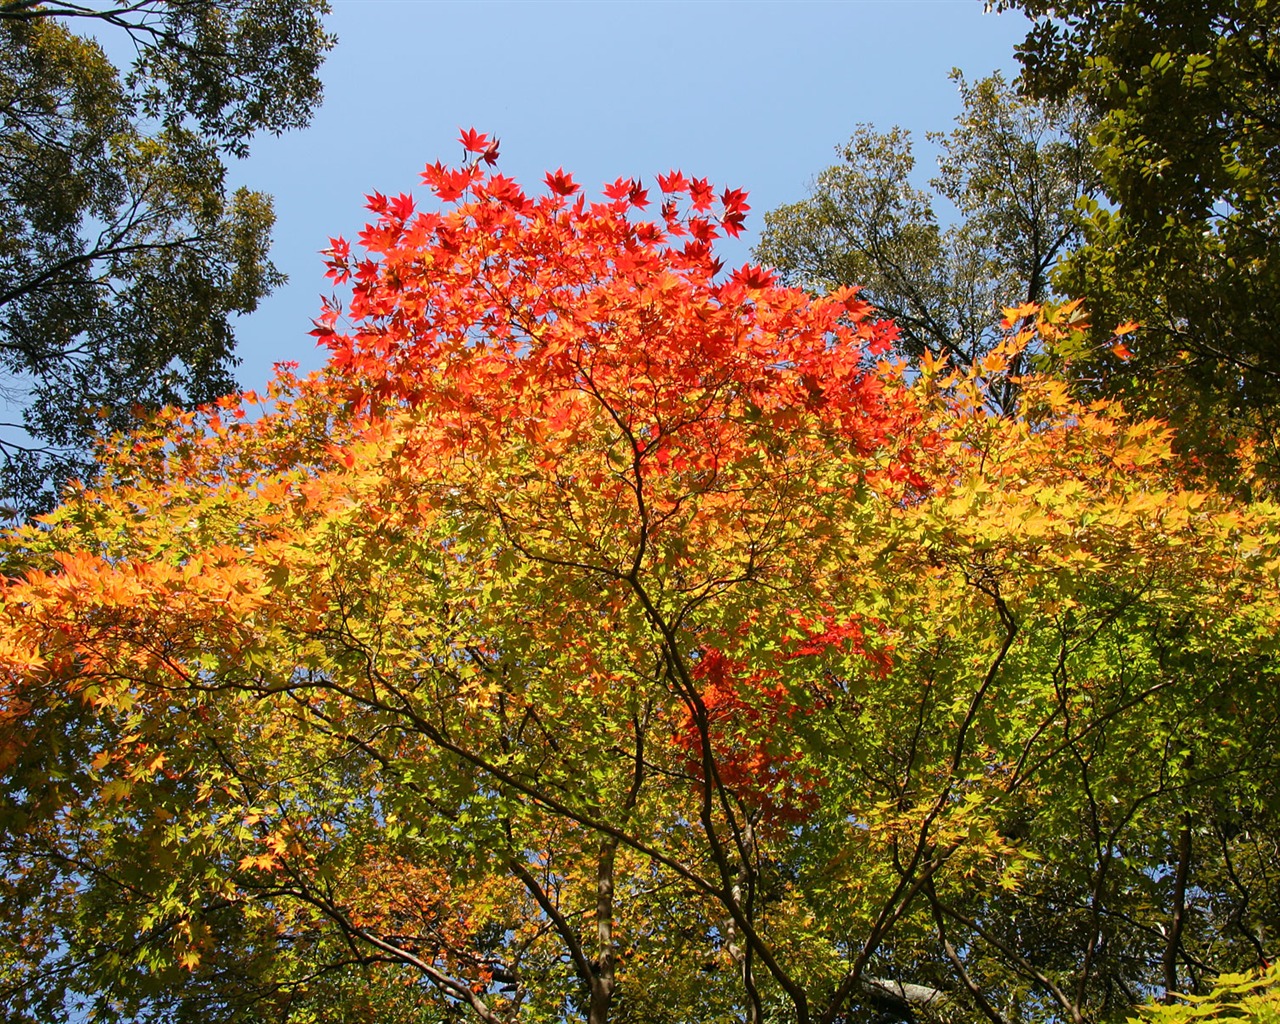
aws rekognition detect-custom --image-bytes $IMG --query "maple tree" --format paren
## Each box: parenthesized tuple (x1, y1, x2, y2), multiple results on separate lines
(1, 137, 1278, 1024)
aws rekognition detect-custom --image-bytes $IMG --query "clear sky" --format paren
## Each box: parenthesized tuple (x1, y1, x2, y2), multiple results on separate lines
(225, 0, 1031, 389)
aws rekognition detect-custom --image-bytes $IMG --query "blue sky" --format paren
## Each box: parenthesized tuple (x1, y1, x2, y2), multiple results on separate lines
(226, 0, 1030, 389)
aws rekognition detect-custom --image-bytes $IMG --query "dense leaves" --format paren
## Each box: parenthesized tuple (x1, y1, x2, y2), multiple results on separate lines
(993, 0, 1280, 484)
(0, 144, 1277, 1024)
(0, 1, 333, 515)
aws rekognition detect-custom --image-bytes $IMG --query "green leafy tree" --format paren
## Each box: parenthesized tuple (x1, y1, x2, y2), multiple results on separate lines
(754, 72, 1093, 408)
(0, 1, 333, 515)
(991, 0, 1280, 485)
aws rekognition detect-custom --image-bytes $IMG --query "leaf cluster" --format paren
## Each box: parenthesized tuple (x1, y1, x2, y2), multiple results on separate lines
(993, 0, 1280, 488)
(0, 1, 333, 516)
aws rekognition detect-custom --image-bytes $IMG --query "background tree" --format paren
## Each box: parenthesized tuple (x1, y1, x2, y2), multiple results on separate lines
(754, 73, 1093, 409)
(1, 145, 1276, 1023)
(990, 0, 1280, 486)
(0, 0, 334, 516)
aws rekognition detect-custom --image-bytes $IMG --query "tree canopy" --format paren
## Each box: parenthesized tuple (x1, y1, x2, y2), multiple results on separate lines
(1, 141, 1276, 1024)
(0, 0, 333, 516)
(754, 72, 1093, 410)
(992, 0, 1280, 483)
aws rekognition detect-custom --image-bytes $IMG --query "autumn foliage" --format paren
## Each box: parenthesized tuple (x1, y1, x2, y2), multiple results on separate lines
(1, 135, 1278, 1024)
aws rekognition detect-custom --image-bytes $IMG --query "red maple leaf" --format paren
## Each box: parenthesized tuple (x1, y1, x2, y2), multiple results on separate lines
(422, 164, 478, 202)
(389, 192, 415, 221)
(720, 187, 750, 214)
(458, 127, 491, 154)
(689, 177, 714, 211)
(544, 168, 580, 196)
(484, 174, 527, 208)
(657, 170, 690, 194)
(687, 217, 719, 243)
(730, 264, 775, 290)
(603, 176, 635, 201)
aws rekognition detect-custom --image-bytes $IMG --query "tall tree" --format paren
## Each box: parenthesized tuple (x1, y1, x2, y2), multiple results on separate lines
(1, 143, 1276, 1023)
(0, 1, 333, 516)
(754, 72, 1093, 408)
(991, 0, 1280, 485)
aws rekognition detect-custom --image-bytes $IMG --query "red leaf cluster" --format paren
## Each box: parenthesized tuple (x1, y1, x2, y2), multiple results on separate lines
(312, 129, 910, 484)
